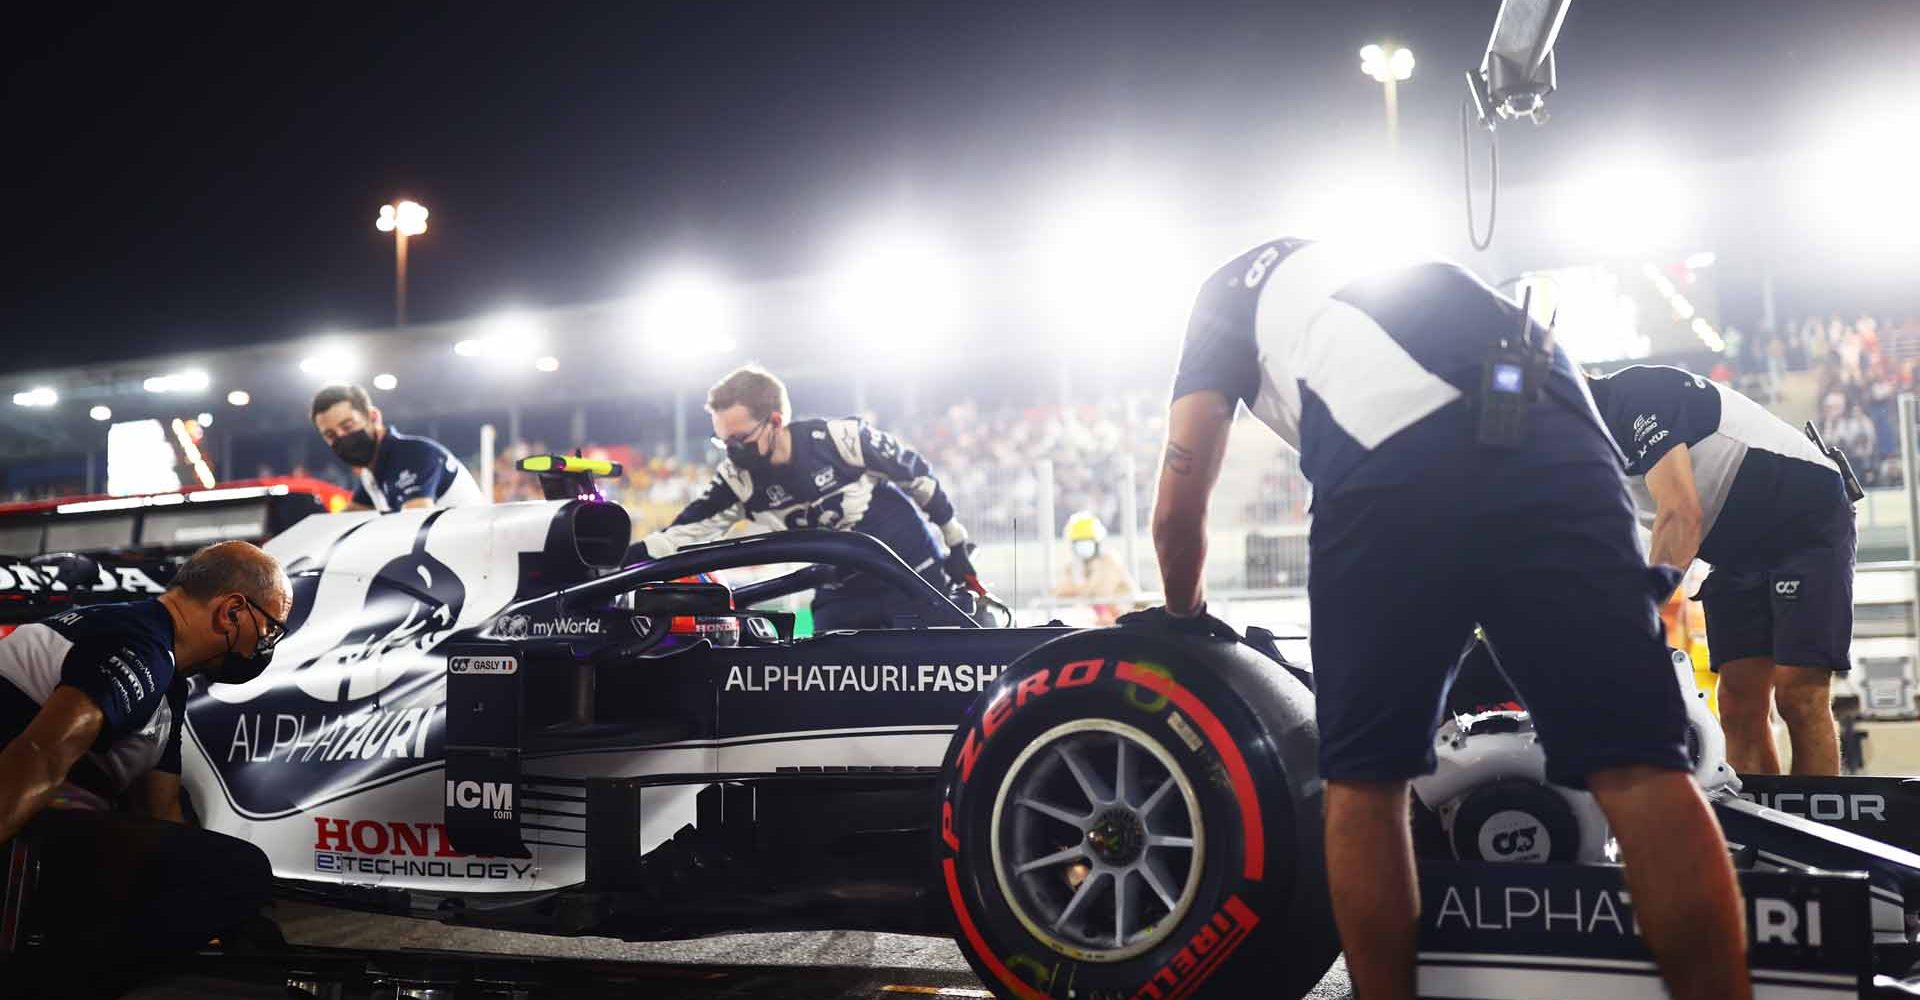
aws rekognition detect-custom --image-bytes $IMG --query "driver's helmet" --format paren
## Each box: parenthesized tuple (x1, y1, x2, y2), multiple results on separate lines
(1064, 510, 1107, 544)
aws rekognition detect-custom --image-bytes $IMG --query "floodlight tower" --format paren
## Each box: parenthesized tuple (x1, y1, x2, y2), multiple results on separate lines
(1360, 43, 1416, 154)
(376, 200, 430, 327)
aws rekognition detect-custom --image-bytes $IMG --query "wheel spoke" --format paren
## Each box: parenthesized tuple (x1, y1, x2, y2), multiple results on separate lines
(1146, 834, 1195, 850)
(1113, 869, 1137, 948)
(1114, 737, 1131, 806)
(1014, 844, 1088, 875)
(1057, 744, 1110, 807)
(1016, 796, 1090, 828)
(1054, 870, 1105, 930)
(1139, 857, 1180, 912)
(1137, 774, 1175, 819)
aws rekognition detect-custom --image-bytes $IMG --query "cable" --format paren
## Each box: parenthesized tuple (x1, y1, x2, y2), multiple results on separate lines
(1462, 97, 1499, 251)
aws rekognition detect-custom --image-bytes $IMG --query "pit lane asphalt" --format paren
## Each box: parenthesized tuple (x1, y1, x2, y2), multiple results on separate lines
(124, 901, 1354, 998)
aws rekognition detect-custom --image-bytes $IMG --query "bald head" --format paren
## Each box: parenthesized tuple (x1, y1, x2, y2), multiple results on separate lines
(168, 541, 290, 611)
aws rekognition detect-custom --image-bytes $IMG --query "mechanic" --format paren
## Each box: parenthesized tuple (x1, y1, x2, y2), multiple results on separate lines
(1586, 364, 1856, 777)
(1053, 510, 1138, 625)
(311, 382, 486, 511)
(0, 541, 289, 994)
(630, 365, 978, 631)
(1148, 238, 1749, 1000)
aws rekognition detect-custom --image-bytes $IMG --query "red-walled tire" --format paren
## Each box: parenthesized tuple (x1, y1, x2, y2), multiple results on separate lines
(936, 627, 1335, 1000)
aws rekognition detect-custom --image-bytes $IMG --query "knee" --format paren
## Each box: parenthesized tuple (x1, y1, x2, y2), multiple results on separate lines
(1715, 675, 1772, 725)
(1774, 675, 1834, 727)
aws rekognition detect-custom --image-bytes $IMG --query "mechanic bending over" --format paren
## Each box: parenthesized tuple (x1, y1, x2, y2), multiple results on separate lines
(0, 542, 289, 993)
(630, 365, 979, 631)
(1148, 239, 1750, 1000)
(1584, 364, 1856, 777)
(312, 382, 487, 512)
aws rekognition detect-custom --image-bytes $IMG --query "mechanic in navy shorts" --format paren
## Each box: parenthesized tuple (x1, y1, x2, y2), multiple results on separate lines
(0, 542, 288, 995)
(1587, 364, 1856, 776)
(1146, 239, 1749, 1000)
(312, 382, 487, 511)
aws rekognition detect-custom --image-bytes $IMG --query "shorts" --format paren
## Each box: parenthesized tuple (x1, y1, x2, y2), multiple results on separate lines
(1698, 504, 1856, 672)
(1308, 400, 1692, 789)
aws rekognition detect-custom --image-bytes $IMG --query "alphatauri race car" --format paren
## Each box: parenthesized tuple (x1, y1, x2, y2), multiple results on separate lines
(171, 468, 1343, 1000)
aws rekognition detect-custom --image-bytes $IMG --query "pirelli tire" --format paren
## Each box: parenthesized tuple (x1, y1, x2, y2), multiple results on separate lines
(936, 627, 1335, 1000)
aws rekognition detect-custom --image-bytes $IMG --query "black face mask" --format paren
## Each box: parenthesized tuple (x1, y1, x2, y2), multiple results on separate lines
(725, 439, 767, 468)
(331, 429, 377, 467)
(208, 647, 272, 686)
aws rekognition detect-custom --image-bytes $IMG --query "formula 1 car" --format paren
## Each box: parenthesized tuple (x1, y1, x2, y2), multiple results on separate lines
(169, 469, 1343, 1000)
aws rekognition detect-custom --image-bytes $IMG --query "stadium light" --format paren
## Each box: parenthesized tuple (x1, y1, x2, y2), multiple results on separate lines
(1809, 107, 1920, 256)
(90, 405, 112, 421)
(535, 355, 560, 372)
(1553, 158, 1690, 258)
(1360, 43, 1414, 152)
(376, 199, 429, 326)
(372, 372, 398, 391)
(142, 369, 210, 394)
(827, 228, 965, 355)
(12, 387, 57, 408)
(197, 411, 214, 427)
(1034, 187, 1197, 348)
(298, 348, 359, 380)
(635, 270, 737, 356)
(227, 390, 251, 406)
(455, 312, 544, 366)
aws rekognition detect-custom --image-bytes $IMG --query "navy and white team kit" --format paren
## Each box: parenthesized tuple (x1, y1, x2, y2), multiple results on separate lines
(642, 417, 966, 630)
(1174, 239, 1690, 786)
(0, 601, 184, 808)
(351, 428, 486, 512)
(1588, 365, 1855, 672)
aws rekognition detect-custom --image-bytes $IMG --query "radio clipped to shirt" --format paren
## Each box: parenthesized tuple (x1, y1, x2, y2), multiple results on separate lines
(1803, 421, 1867, 504)
(1477, 289, 1556, 449)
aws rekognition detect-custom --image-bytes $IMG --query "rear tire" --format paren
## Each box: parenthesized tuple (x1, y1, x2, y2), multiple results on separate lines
(936, 627, 1336, 1000)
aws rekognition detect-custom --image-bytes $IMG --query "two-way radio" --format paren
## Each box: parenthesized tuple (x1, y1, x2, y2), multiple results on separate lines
(1477, 287, 1557, 448)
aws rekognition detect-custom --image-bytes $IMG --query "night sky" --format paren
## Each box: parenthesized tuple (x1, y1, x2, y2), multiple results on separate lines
(5, 1, 1914, 371)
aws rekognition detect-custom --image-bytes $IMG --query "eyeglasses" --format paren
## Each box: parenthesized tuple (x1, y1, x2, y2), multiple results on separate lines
(243, 595, 288, 654)
(709, 417, 770, 452)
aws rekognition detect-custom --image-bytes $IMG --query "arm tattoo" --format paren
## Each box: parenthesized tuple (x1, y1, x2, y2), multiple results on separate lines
(1165, 440, 1198, 476)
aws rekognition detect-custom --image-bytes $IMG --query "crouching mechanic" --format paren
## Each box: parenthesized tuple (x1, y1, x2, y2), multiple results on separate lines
(1149, 239, 1750, 1000)
(0, 541, 290, 993)
(631, 366, 978, 631)
(312, 383, 486, 511)
(1587, 364, 1857, 776)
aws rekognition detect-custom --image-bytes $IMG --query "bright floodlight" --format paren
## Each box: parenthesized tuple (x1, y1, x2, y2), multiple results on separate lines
(299, 349, 359, 380)
(1035, 187, 1197, 347)
(12, 387, 58, 408)
(828, 230, 965, 351)
(90, 405, 113, 422)
(372, 372, 398, 391)
(227, 390, 251, 406)
(197, 411, 214, 427)
(638, 271, 737, 355)
(142, 369, 210, 394)
(1361, 43, 1414, 82)
(1811, 109, 1920, 255)
(455, 313, 544, 364)
(534, 356, 560, 373)
(377, 200, 429, 237)
(1554, 159, 1690, 257)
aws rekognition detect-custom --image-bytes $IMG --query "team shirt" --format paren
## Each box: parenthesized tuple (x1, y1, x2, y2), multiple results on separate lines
(0, 601, 183, 809)
(1586, 365, 1847, 567)
(643, 417, 965, 575)
(351, 428, 487, 512)
(1172, 238, 1607, 498)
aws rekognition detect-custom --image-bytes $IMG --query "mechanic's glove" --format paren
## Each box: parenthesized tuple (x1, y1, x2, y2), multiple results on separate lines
(944, 542, 983, 593)
(1116, 604, 1240, 641)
